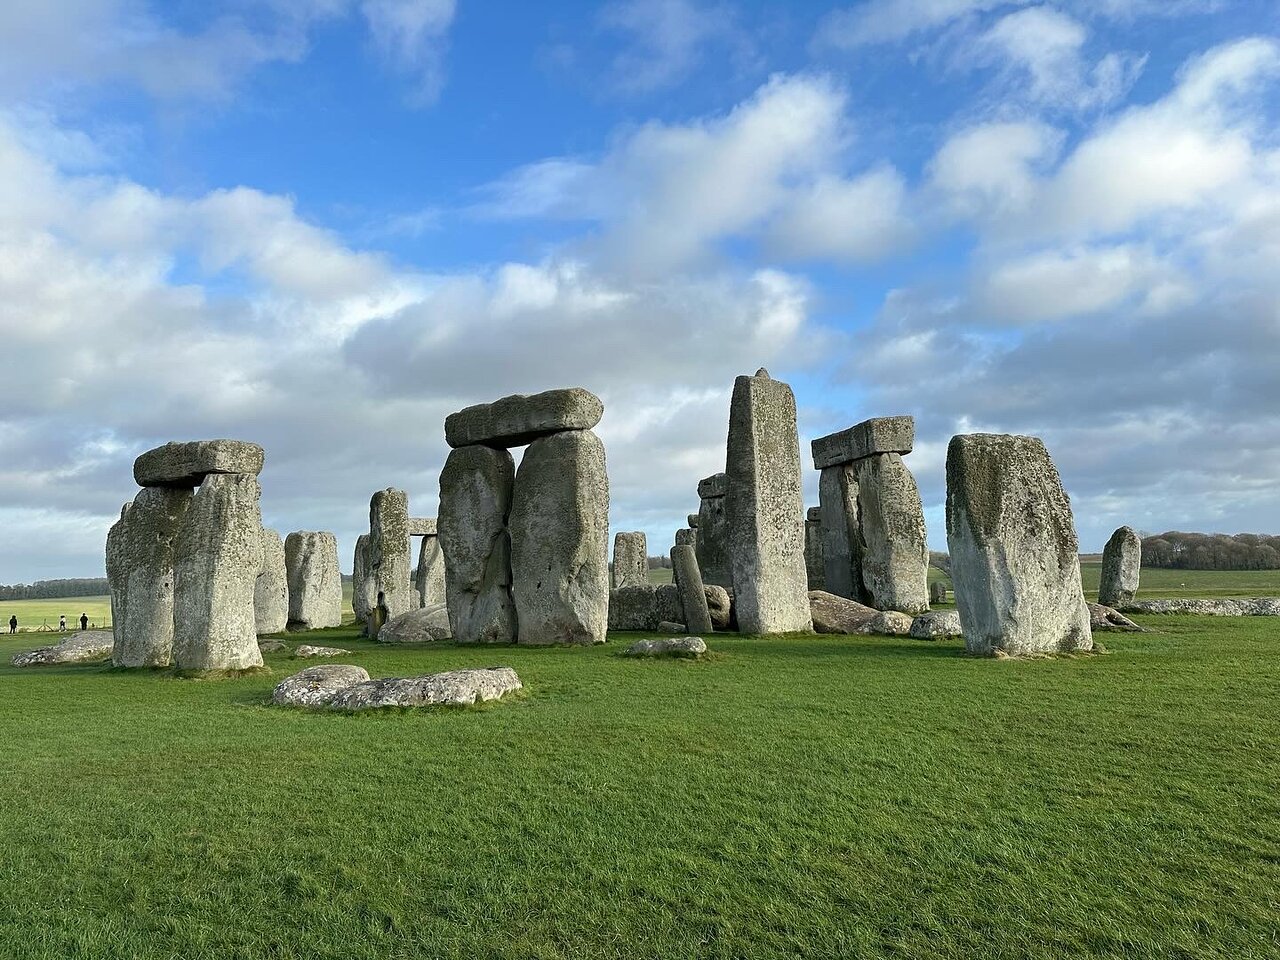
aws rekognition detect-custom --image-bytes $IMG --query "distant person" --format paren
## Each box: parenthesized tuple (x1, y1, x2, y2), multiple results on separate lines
(8, 615, 16, 634)
(80, 613, 89, 632)
(59, 614, 67, 632)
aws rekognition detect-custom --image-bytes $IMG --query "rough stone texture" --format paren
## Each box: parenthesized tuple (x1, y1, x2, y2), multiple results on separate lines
(674, 527, 697, 547)
(808, 590, 879, 634)
(811, 417, 914, 471)
(509, 429, 610, 646)
(105, 502, 130, 643)
(254, 527, 288, 636)
(1119, 598, 1280, 616)
(697, 473, 727, 499)
(369, 488, 412, 625)
(671, 544, 714, 633)
(859, 611, 914, 636)
(607, 584, 684, 631)
(414, 534, 446, 608)
(407, 517, 437, 536)
(328, 667, 523, 711)
(657, 621, 687, 633)
(852, 454, 930, 615)
(696, 477, 731, 588)
(612, 532, 648, 589)
(284, 531, 343, 630)
(687, 514, 700, 528)
(623, 637, 707, 658)
(1088, 603, 1145, 632)
(12, 632, 114, 667)
(378, 603, 454, 643)
(272, 664, 370, 708)
(295, 644, 350, 658)
(910, 610, 964, 639)
(439, 445, 518, 644)
(171, 473, 265, 672)
(704, 585, 732, 630)
(805, 509, 825, 591)
(818, 464, 866, 604)
(445, 387, 604, 449)
(352, 535, 373, 625)
(725, 371, 813, 634)
(929, 581, 947, 605)
(1099, 525, 1142, 608)
(946, 434, 1092, 656)
(258, 639, 288, 653)
(110, 486, 193, 668)
(134, 439, 264, 488)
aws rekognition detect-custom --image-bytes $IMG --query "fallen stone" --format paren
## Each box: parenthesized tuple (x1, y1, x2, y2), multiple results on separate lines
(12, 632, 114, 667)
(328, 667, 523, 711)
(623, 637, 707, 658)
(859, 610, 914, 636)
(407, 517, 437, 537)
(808, 590, 879, 634)
(445, 387, 604, 449)
(657, 620, 687, 633)
(415, 534, 446, 608)
(295, 644, 350, 658)
(378, 603, 454, 643)
(704, 585, 732, 630)
(1099, 525, 1142, 608)
(134, 439, 264, 488)
(671, 543, 713, 633)
(929, 581, 947, 605)
(368, 488, 412, 629)
(612, 531, 648, 589)
(909, 610, 964, 639)
(255, 527, 288, 635)
(1119, 598, 1280, 616)
(811, 416, 914, 471)
(1087, 603, 1145, 632)
(607, 584, 684, 631)
(285, 531, 343, 630)
(258, 639, 289, 653)
(271, 664, 371, 708)
(852, 453, 929, 615)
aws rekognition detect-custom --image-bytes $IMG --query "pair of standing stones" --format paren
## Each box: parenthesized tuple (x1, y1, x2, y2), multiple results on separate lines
(351, 493, 445, 635)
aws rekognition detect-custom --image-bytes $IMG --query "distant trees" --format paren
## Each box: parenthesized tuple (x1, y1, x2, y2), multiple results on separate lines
(1141, 532, 1280, 570)
(0, 578, 110, 600)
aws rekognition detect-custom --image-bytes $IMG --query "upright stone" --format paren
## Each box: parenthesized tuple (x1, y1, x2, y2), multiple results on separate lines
(284, 531, 343, 630)
(687, 514, 699, 528)
(804, 506, 825, 590)
(929, 580, 947, 605)
(674, 527, 697, 547)
(612, 532, 648, 589)
(445, 388, 603, 449)
(110, 487, 192, 667)
(105, 503, 131, 644)
(695, 473, 731, 588)
(725, 369, 812, 634)
(369, 488, 412, 622)
(945, 433, 1092, 656)
(172, 474, 265, 671)
(134, 439, 264, 487)
(352, 534, 373, 624)
(415, 534, 446, 607)
(853, 453, 930, 614)
(509, 430, 610, 645)
(254, 527, 288, 635)
(670, 544, 713, 633)
(1099, 525, 1142, 607)
(439, 445, 517, 644)
(818, 464, 866, 603)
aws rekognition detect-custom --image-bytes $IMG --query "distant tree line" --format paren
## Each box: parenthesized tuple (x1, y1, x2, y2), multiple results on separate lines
(0, 578, 111, 600)
(1141, 532, 1280, 570)
(647, 556, 673, 570)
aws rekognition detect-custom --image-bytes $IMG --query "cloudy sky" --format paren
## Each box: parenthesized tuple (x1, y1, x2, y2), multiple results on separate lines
(1, 0, 1277, 582)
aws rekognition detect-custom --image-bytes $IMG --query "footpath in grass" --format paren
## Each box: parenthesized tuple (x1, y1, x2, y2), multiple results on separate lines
(1, 616, 1277, 960)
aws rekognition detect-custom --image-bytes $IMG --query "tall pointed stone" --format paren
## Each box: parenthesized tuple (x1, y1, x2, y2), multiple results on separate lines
(254, 527, 288, 636)
(285, 531, 343, 630)
(1099, 525, 1142, 607)
(368, 488, 412, 623)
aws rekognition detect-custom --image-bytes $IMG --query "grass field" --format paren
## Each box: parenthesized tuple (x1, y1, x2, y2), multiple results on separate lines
(0, 595, 112, 632)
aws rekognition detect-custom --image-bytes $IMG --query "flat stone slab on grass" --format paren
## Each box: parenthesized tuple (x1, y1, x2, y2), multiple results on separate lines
(12, 632, 114, 667)
(378, 604, 453, 643)
(294, 644, 351, 658)
(258, 639, 289, 653)
(134, 439, 264, 487)
(329, 667, 523, 711)
(811, 416, 914, 470)
(808, 590, 878, 634)
(445, 388, 603, 449)
(272, 664, 371, 707)
(1119, 598, 1280, 616)
(623, 637, 708, 658)
(909, 610, 963, 639)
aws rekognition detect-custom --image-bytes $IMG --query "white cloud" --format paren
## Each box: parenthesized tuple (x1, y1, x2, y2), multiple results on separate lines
(360, 0, 457, 104)
(598, 0, 741, 93)
(928, 120, 1062, 220)
(766, 166, 914, 262)
(816, 0, 1026, 47)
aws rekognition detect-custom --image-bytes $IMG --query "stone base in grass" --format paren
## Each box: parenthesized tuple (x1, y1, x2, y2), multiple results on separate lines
(623, 637, 708, 659)
(272, 665, 522, 711)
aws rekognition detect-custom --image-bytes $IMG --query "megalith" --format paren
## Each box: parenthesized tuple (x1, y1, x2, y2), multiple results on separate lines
(445, 387, 604, 448)
(945, 433, 1092, 656)
(671, 543, 713, 634)
(369, 488, 412, 623)
(415, 532, 446, 608)
(695, 473, 731, 588)
(852, 454, 930, 614)
(105, 503, 131, 645)
(725, 369, 812, 634)
(254, 527, 288, 635)
(817, 463, 864, 603)
(612, 532, 648, 589)
(1099, 525, 1142, 608)
(804, 506, 825, 590)
(110, 487, 193, 668)
(284, 531, 343, 630)
(352, 534, 373, 624)
(674, 527, 697, 547)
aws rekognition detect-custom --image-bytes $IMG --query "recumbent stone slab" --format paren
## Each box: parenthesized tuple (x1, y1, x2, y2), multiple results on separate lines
(1098, 525, 1142, 608)
(134, 439, 264, 488)
(284, 531, 343, 630)
(272, 664, 371, 708)
(329, 667, 523, 711)
(623, 637, 707, 658)
(810, 417, 914, 471)
(445, 387, 603, 449)
(13, 632, 114, 667)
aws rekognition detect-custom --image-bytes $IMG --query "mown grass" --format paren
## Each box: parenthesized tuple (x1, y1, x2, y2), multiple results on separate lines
(0, 595, 112, 632)
(1, 612, 1277, 959)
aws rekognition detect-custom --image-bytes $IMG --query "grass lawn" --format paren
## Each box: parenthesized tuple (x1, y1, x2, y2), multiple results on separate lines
(1, 609, 1277, 958)
(0, 595, 112, 632)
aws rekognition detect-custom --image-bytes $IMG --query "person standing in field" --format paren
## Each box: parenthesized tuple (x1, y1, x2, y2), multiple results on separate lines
(59, 614, 66, 632)
(80, 613, 88, 632)
(8, 615, 16, 634)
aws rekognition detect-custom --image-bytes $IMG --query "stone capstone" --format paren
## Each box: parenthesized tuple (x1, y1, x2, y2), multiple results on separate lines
(445, 387, 603, 449)
(671, 543, 713, 634)
(811, 417, 914, 471)
(254, 527, 288, 636)
(909, 610, 964, 639)
(271, 664, 371, 708)
(329, 667, 523, 711)
(687, 514, 700, 528)
(407, 517, 437, 536)
(12, 632, 114, 667)
(607, 584, 685, 631)
(1099, 525, 1142, 608)
(623, 637, 708, 658)
(697, 473, 727, 499)
(612, 531, 648, 589)
(284, 531, 343, 630)
(133, 439, 264, 488)
(808, 590, 879, 634)
(378, 603, 454, 643)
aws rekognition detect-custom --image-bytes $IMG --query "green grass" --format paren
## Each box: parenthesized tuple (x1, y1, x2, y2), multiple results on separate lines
(0, 595, 112, 632)
(1, 612, 1277, 958)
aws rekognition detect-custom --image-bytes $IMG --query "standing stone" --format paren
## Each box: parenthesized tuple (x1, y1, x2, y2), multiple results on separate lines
(804, 506, 825, 591)
(105, 503, 131, 643)
(110, 487, 193, 668)
(725, 369, 812, 634)
(612, 532, 648, 589)
(1099, 525, 1142, 607)
(695, 473, 731, 588)
(254, 527, 288, 635)
(674, 527, 697, 547)
(687, 514, 699, 528)
(415, 534, 446, 607)
(852, 453, 930, 614)
(509, 430, 610, 645)
(172, 474, 265, 672)
(945, 433, 1092, 656)
(818, 464, 866, 603)
(284, 531, 343, 630)
(670, 544, 713, 634)
(929, 581, 947, 605)
(352, 534, 373, 624)
(369, 488, 412, 623)
(439, 445, 517, 644)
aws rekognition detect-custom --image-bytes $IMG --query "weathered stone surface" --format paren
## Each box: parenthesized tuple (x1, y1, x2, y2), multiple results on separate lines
(510, 429, 609, 646)
(105, 502, 130, 643)
(808, 590, 878, 634)
(607, 584, 684, 631)
(946, 434, 1092, 656)
(859, 611, 914, 636)
(697, 473, 727, 499)
(295, 644, 350, 658)
(674, 527, 697, 547)
(12, 632, 114, 667)
(657, 621, 687, 633)
(818, 464, 866, 604)
(368, 489, 412, 629)
(134, 439, 264, 487)
(623, 637, 707, 658)
(378, 603, 453, 643)
(111, 486, 193, 668)
(1119, 598, 1280, 616)
(811, 417, 914, 471)
(415, 534, 446, 608)
(805, 509, 825, 590)
(284, 531, 343, 630)
(439, 445, 518, 644)
(852, 453, 930, 615)
(612, 532, 648, 589)
(1099, 525, 1142, 608)
(671, 544, 713, 633)
(1087, 603, 1145, 632)
(929, 581, 947, 605)
(172, 473, 265, 672)
(910, 610, 963, 639)
(687, 514, 700, 528)
(258, 639, 288, 653)
(272, 664, 370, 708)
(352, 535, 373, 625)
(407, 517, 437, 536)
(704, 585, 732, 630)
(445, 387, 603, 449)
(328, 667, 523, 711)
(696, 483, 731, 588)
(725, 371, 812, 634)
(254, 527, 288, 636)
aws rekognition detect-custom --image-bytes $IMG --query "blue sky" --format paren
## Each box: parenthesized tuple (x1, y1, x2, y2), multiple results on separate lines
(0, 0, 1277, 581)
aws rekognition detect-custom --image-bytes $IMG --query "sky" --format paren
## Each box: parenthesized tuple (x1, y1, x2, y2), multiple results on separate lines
(0, 0, 1277, 582)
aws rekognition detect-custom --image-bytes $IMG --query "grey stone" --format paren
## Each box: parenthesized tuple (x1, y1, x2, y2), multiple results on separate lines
(687, 514, 700, 528)
(697, 472, 727, 499)
(12, 632, 114, 667)
(254, 528, 288, 635)
(674, 527, 697, 547)
(378, 603, 453, 643)
(725, 371, 812, 634)
(1119, 598, 1280, 616)
(811, 416, 914, 471)
(808, 590, 879, 634)
(909, 610, 964, 639)
(445, 387, 603, 449)
(258, 639, 289, 653)
(509, 429, 609, 646)
(671, 544, 713, 633)
(415, 534, 446, 608)
(945, 434, 1092, 656)
(929, 581, 947, 605)
(859, 610, 914, 636)
(657, 620, 687, 633)
(134, 439, 264, 488)
(704, 585, 732, 630)
(172, 473, 265, 672)
(284, 531, 343, 630)
(1087, 602, 1145, 632)
(407, 517, 437, 536)
(818, 464, 865, 603)
(607, 584, 684, 631)
(1099, 525, 1142, 608)
(852, 454, 930, 615)
(328, 667, 523, 711)
(368, 489, 412, 629)
(272, 664, 370, 708)
(612, 532, 648, 589)
(439, 445, 518, 644)
(352, 534, 373, 625)
(696, 483, 731, 588)
(105, 502, 130, 643)
(804, 509, 825, 590)
(623, 637, 707, 658)
(295, 644, 351, 658)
